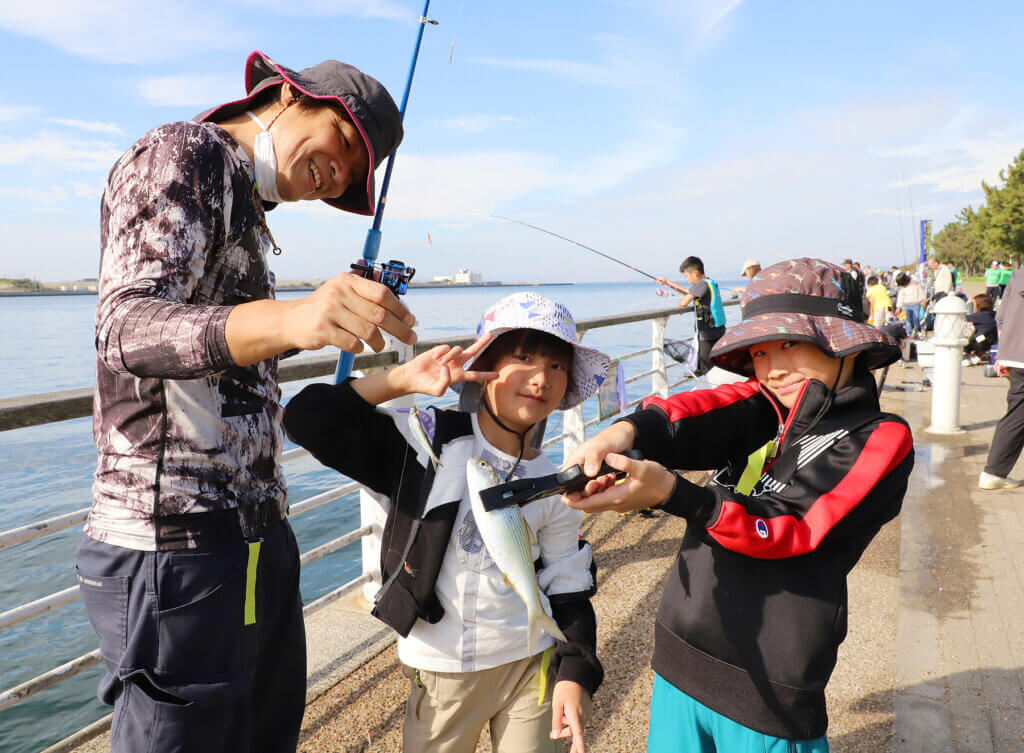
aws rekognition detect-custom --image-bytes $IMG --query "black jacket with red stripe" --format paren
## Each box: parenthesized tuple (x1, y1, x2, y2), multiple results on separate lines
(621, 373, 913, 739)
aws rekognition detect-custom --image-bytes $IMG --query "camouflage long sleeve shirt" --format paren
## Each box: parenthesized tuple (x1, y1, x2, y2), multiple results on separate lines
(88, 121, 288, 550)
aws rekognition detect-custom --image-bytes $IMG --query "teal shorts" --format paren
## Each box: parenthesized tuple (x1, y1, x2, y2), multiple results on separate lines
(647, 674, 830, 753)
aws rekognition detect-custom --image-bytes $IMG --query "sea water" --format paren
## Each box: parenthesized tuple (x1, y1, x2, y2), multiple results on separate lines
(0, 280, 743, 752)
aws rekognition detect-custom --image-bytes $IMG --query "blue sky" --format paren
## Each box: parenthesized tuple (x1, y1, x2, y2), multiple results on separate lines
(0, 0, 1022, 283)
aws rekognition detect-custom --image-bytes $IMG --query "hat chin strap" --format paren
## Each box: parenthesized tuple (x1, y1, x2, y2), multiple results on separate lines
(481, 396, 534, 482)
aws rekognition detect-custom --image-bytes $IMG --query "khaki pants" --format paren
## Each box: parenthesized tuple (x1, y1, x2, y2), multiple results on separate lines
(402, 652, 585, 753)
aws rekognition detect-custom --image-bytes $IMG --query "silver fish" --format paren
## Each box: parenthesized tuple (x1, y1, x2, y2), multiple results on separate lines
(408, 406, 441, 468)
(466, 456, 567, 653)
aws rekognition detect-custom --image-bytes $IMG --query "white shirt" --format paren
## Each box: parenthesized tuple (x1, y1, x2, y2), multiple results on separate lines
(396, 414, 592, 673)
(896, 278, 925, 307)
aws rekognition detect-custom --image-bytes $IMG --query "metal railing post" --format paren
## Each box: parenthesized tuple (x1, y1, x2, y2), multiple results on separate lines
(651, 317, 669, 398)
(562, 405, 585, 458)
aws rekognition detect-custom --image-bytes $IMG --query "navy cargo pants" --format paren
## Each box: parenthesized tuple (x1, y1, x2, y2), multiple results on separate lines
(74, 518, 306, 753)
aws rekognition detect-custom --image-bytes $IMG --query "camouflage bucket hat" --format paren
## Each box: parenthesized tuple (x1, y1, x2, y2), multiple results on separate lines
(196, 50, 403, 215)
(710, 257, 901, 376)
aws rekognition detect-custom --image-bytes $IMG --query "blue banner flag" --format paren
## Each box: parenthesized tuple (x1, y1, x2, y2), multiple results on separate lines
(919, 219, 932, 263)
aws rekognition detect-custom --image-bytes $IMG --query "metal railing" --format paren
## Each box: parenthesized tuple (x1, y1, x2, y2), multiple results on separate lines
(0, 301, 738, 745)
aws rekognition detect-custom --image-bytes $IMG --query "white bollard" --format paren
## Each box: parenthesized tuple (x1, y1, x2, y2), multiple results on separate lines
(926, 295, 970, 434)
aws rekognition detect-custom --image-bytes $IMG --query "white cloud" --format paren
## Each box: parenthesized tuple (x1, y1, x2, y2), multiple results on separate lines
(45, 118, 124, 135)
(232, 0, 410, 22)
(441, 115, 522, 134)
(361, 119, 684, 224)
(0, 1, 246, 64)
(0, 184, 70, 210)
(70, 180, 105, 200)
(0, 106, 39, 122)
(801, 94, 956, 150)
(469, 38, 682, 96)
(469, 57, 627, 88)
(0, 0, 410, 64)
(867, 203, 949, 218)
(563, 121, 686, 196)
(896, 142, 1022, 194)
(137, 74, 240, 107)
(765, 93, 1023, 197)
(379, 150, 553, 222)
(0, 132, 122, 171)
(617, 0, 745, 46)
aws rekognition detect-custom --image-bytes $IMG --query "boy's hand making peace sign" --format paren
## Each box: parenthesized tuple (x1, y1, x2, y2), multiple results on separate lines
(350, 333, 498, 406)
(396, 334, 498, 396)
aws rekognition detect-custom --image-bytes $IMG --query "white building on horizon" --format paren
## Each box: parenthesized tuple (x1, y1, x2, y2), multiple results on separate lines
(431, 268, 484, 284)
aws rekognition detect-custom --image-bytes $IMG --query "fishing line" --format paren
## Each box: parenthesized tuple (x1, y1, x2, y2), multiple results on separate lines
(907, 186, 918, 268)
(491, 214, 667, 283)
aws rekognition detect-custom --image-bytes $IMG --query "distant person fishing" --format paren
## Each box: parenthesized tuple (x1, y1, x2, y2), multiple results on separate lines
(656, 256, 727, 376)
(732, 258, 761, 295)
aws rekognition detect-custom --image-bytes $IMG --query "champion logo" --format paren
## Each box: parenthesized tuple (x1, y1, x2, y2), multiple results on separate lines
(836, 302, 853, 317)
(755, 519, 769, 539)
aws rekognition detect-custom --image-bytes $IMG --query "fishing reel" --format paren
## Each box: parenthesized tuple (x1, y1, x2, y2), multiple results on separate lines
(350, 259, 416, 297)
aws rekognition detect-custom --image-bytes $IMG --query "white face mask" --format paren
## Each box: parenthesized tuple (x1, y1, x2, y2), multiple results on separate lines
(246, 111, 285, 203)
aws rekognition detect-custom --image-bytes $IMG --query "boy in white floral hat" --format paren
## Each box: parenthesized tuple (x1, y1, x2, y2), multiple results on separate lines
(284, 292, 609, 753)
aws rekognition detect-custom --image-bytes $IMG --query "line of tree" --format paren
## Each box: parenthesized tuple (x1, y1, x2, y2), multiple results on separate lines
(0, 278, 42, 290)
(931, 148, 1024, 274)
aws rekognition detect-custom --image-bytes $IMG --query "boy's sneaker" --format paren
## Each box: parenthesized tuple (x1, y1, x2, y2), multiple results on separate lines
(978, 471, 1022, 490)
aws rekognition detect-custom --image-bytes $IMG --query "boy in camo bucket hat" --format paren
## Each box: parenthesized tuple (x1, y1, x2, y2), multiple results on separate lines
(560, 257, 913, 751)
(710, 257, 901, 375)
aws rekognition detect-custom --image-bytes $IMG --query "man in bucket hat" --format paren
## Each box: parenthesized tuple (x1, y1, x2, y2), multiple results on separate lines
(562, 258, 914, 751)
(76, 51, 411, 753)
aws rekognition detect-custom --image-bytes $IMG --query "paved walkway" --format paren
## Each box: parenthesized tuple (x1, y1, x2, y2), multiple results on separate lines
(886, 361, 1024, 753)
(64, 357, 1024, 753)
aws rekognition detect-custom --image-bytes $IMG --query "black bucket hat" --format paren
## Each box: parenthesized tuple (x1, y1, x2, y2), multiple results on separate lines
(196, 50, 403, 215)
(710, 257, 901, 376)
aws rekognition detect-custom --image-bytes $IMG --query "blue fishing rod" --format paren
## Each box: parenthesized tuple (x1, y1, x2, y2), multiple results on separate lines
(334, 0, 437, 383)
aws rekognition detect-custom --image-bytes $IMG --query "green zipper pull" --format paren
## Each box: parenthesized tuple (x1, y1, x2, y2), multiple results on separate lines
(244, 540, 262, 626)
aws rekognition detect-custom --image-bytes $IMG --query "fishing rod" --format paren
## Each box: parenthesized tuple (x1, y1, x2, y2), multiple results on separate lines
(491, 214, 667, 284)
(334, 0, 437, 383)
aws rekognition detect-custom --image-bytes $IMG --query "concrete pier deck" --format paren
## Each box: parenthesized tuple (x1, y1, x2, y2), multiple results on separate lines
(66, 358, 1024, 752)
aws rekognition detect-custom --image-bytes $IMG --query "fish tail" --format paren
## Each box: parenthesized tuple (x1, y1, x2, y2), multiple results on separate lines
(529, 607, 567, 653)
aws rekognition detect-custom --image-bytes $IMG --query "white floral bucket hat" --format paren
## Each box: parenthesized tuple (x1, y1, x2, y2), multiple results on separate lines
(464, 292, 611, 410)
